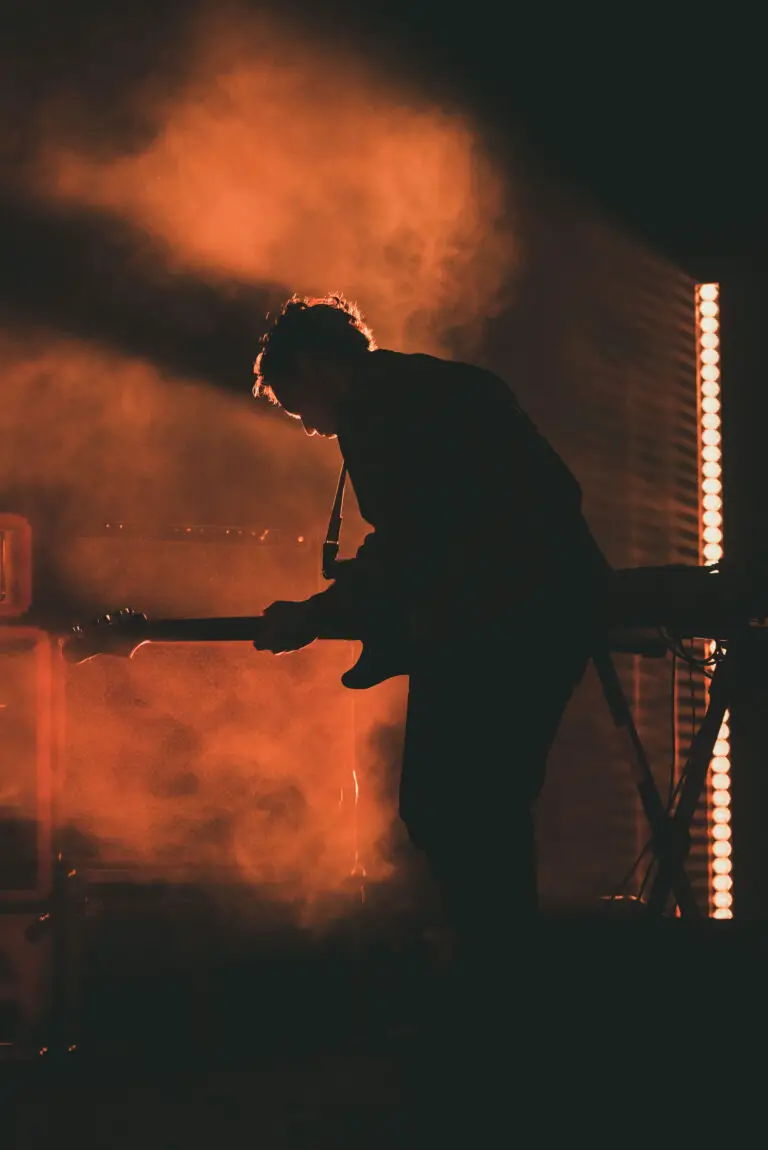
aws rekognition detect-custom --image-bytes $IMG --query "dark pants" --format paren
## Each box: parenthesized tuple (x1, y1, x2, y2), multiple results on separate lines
(397, 614, 591, 1133)
(400, 610, 591, 959)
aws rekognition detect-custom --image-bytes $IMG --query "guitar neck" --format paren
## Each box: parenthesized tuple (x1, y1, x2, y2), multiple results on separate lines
(144, 617, 264, 643)
(142, 616, 351, 644)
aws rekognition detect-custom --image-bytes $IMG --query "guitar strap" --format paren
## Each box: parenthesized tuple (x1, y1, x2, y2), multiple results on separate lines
(322, 462, 348, 580)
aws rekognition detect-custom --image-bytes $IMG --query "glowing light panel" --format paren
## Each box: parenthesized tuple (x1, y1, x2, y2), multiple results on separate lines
(696, 283, 732, 919)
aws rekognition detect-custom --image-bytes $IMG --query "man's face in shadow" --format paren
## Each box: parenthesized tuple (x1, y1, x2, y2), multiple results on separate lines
(283, 355, 350, 439)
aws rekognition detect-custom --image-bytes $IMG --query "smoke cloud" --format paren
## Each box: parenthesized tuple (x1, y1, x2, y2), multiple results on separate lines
(1, 1, 519, 917)
(24, 3, 517, 351)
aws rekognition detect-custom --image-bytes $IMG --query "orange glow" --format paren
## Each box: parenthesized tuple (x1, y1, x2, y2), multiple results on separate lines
(696, 282, 732, 918)
(0, 5, 514, 923)
(0, 515, 33, 618)
(349, 768, 367, 883)
(0, 630, 54, 899)
(58, 622, 394, 920)
(26, 7, 517, 359)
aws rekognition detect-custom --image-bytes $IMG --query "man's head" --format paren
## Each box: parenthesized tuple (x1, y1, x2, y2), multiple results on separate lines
(253, 294, 376, 436)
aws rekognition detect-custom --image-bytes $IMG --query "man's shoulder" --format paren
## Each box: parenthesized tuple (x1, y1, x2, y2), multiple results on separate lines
(368, 348, 513, 403)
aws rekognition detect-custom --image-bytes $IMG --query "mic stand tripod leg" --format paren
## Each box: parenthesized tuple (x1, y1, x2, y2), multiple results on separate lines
(592, 649, 700, 917)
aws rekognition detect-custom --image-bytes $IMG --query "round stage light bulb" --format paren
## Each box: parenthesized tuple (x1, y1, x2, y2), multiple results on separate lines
(713, 908, 733, 920)
(712, 825, 731, 840)
(713, 858, 732, 875)
(712, 790, 731, 807)
(712, 841, 732, 857)
(714, 891, 733, 908)
(699, 284, 719, 301)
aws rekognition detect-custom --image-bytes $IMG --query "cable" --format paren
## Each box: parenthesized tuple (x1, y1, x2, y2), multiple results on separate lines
(689, 639, 697, 761)
(636, 855, 655, 902)
(657, 628, 721, 674)
(668, 650, 677, 809)
(614, 836, 653, 895)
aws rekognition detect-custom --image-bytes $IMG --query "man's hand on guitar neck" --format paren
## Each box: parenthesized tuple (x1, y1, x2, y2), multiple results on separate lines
(252, 599, 320, 654)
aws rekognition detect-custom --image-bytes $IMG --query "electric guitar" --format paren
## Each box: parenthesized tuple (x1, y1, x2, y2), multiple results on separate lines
(61, 563, 768, 690)
(61, 606, 408, 690)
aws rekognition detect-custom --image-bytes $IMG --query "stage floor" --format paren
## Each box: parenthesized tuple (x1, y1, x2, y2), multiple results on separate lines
(2, 914, 765, 1147)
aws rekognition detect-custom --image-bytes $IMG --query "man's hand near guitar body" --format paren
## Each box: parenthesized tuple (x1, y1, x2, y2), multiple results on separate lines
(252, 585, 459, 659)
(252, 598, 322, 654)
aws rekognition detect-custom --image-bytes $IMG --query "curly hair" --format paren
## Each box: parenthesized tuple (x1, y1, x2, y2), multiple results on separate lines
(253, 293, 376, 409)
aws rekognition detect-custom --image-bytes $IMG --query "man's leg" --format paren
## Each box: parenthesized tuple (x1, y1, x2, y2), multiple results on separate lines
(400, 635, 590, 1131)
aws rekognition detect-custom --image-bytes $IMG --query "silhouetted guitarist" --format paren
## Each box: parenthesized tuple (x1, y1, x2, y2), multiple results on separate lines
(251, 294, 611, 965)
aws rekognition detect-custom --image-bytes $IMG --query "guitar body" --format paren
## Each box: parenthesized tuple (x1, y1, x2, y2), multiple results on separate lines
(339, 638, 409, 690)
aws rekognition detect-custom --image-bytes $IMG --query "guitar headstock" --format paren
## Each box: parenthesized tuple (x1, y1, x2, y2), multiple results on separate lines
(62, 607, 150, 665)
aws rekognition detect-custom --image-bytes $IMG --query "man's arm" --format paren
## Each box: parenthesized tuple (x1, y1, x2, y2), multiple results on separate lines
(304, 529, 401, 637)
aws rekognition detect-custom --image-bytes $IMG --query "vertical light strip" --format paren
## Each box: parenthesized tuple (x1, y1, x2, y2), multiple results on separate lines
(696, 283, 733, 919)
